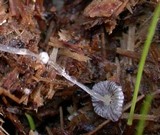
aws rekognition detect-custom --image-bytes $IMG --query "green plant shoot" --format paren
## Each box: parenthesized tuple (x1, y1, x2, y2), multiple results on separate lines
(25, 113, 36, 131)
(136, 94, 153, 135)
(127, 3, 160, 125)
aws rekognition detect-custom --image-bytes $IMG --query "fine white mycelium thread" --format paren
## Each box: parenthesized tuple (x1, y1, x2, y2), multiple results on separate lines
(0, 44, 124, 121)
(91, 81, 124, 121)
(0, 44, 49, 64)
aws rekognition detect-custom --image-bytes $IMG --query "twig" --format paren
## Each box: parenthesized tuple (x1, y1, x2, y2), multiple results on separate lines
(0, 87, 21, 104)
(85, 120, 110, 135)
(122, 113, 158, 121)
(46, 126, 53, 135)
(123, 94, 145, 112)
(44, 21, 55, 47)
(59, 106, 64, 130)
(0, 126, 10, 135)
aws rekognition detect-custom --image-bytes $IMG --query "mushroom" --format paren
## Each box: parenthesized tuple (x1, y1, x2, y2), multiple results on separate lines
(0, 44, 124, 121)
(91, 81, 124, 121)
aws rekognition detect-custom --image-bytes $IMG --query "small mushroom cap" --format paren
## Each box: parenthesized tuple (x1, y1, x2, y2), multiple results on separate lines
(91, 81, 124, 121)
(39, 52, 49, 64)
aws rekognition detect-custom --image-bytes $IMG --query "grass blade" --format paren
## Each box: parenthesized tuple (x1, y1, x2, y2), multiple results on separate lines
(127, 3, 160, 125)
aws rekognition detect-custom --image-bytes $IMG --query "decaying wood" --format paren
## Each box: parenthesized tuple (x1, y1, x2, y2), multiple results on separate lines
(84, 0, 122, 18)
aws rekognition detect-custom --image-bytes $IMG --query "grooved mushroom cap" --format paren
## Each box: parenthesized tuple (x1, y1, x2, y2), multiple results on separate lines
(91, 81, 124, 121)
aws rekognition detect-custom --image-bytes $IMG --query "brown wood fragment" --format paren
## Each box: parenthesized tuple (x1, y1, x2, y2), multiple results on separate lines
(116, 48, 153, 63)
(84, 0, 122, 18)
(116, 47, 140, 60)
(113, 0, 129, 17)
(0, 87, 21, 104)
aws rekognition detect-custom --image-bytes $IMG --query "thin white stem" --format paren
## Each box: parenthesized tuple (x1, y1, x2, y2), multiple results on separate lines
(0, 44, 37, 58)
(48, 61, 107, 102)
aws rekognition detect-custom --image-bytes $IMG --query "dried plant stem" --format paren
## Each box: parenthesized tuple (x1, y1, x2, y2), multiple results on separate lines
(45, 127, 53, 135)
(122, 113, 157, 121)
(123, 94, 145, 111)
(85, 120, 110, 135)
(0, 126, 10, 135)
(59, 106, 64, 130)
